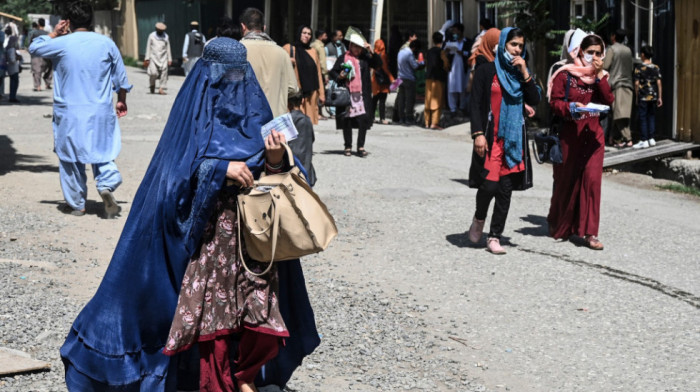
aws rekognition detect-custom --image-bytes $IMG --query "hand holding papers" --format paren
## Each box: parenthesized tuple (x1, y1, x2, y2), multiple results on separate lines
(573, 103, 610, 113)
(261, 113, 298, 142)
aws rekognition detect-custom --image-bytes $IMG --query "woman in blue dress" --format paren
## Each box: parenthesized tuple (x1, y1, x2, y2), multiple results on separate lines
(60, 36, 319, 392)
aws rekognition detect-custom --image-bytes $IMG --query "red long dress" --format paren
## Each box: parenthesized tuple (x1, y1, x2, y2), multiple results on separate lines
(547, 72, 615, 239)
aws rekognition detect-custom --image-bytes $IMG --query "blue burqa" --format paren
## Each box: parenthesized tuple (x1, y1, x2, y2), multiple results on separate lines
(60, 37, 320, 391)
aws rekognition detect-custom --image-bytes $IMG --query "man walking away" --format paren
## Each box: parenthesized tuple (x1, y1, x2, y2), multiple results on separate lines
(396, 39, 423, 125)
(604, 29, 634, 148)
(182, 21, 205, 76)
(27, 18, 52, 91)
(239, 7, 298, 117)
(145, 22, 171, 95)
(29, 1, 132, 218)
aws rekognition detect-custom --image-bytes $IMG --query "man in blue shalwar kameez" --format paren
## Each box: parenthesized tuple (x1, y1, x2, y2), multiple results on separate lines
(29, 1, 132, 218)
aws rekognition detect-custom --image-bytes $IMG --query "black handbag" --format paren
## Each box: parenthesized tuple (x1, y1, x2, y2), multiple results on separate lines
(374, 68, 390, 86)
(533, 72, 570, 165)
(325, 83, 351, 107)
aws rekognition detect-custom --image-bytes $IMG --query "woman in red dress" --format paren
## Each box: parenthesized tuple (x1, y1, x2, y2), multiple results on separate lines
(547, 33, 614, 250)
(468, 27, 540, 254)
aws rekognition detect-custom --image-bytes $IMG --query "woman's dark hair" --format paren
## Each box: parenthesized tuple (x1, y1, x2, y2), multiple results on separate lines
(217, 16, 241, 40)
(580, 35, 605, 52)
(640, 45, 654, 59)
(505, 27, 524, 43)
(62, 1, 93, 30)
(432, 31, 443, 45)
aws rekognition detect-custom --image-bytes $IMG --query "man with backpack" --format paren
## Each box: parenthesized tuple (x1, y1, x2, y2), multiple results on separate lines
(182, 21, 206, 76)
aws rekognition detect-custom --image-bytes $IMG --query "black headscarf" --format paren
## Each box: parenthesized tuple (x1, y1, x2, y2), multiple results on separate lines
(293, 25, 320, 95)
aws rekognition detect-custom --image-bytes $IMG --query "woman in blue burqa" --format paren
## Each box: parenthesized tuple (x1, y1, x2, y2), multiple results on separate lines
(60, 37, 320, 392)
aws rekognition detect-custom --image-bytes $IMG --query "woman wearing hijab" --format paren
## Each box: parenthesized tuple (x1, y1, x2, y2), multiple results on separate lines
(60, 38, 320, 392)
(467, 27, 540, 254)
(329, 30, 382, 157)
(466, 27, 500, 93)
(547, 32, 614, 250)
(371, 38, 394, 125)
(284, 25, 325, 125)
(545, 29, 576, 100)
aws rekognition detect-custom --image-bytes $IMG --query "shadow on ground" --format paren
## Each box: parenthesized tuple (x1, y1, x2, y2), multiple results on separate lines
(514, 214, 550, 237)
(40, 199, 124, 220)
(450, 178, 471, 187)
(320, 150, 351, 155)
(0, 95, 53, 106)
(0, 135, 58, 176)
(446, 232, 518, 249)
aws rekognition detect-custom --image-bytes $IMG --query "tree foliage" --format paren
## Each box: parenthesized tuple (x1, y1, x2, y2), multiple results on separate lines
(487, 0, 555, 43)
(0, 0, 119, 22)
(0, 0, 52, 20)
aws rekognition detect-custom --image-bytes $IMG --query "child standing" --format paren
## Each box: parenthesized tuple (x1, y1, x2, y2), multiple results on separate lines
(633, 46, 663, 149)
(288, 91, 317, 186)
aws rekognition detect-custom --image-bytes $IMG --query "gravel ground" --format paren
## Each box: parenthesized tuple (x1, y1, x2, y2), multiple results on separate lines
(1, 64, 699, 392)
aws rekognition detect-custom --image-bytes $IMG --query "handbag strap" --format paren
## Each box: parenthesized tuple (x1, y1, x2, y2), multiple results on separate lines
(237, 197, 279, 277)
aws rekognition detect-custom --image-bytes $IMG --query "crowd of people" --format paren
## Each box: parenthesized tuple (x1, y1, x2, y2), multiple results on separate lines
(6, 0, 667, 389)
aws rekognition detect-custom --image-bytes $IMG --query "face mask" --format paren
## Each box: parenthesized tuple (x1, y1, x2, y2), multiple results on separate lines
(336, 40, 342, 45)
(583, 53, 594, 64)
(452, 34, 459, 41)
(503, 50, 514, 63)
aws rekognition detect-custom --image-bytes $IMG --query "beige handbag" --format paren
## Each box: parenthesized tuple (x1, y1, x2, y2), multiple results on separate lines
(236, 143, 337, 276)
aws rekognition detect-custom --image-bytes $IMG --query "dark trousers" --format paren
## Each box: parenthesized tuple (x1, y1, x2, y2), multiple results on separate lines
(396, 79, 416, 123)
(9, 73, 19, 100)
(637, 100, 656, 140)
(475, 174, 514, 238)
(372, 93, 387, 121)
(343, 125, 367, 149)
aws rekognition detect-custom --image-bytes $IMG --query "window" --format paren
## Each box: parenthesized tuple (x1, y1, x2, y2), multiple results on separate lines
(446, 0, 463, 24)
(571, 0, 597, 20)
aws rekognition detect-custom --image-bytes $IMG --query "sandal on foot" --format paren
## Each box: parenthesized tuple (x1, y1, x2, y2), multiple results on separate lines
(343, 148, 352, 157)
(584, 235, 604, 250)
(357, 148, 368, 157)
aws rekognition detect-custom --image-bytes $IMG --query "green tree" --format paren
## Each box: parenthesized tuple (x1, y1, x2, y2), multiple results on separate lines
(0, 0, 52, 20)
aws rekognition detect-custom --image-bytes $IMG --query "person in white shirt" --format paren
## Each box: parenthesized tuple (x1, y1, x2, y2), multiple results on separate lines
(144, 22, 172, 95)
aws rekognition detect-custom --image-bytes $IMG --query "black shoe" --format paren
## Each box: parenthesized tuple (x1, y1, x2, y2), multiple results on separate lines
(9, 98, 20, 103)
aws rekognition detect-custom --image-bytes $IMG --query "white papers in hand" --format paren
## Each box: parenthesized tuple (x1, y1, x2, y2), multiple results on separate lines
(261, 113, 299, 142)
(574, 103, 610, 113)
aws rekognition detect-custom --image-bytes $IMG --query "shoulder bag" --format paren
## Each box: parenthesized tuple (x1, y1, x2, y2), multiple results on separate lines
(533, 72, 570, 165)
(237, 143, 338, 276)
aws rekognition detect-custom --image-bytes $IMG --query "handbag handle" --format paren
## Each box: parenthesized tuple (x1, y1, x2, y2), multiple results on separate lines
(237, 196, 279, 277)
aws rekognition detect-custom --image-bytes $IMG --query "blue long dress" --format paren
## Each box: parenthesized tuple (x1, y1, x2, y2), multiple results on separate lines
(60, 37, 319, 391)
